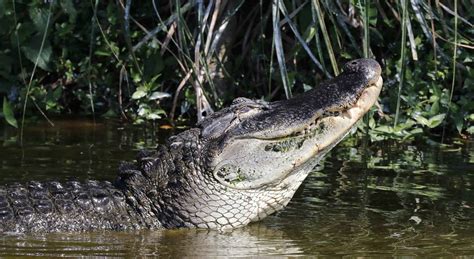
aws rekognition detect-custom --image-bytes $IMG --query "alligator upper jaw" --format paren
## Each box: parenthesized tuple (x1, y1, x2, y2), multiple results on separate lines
(258, 75, 383, 142)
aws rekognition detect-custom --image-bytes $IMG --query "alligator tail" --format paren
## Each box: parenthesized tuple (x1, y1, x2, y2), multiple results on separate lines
(0, 180, 143, 233)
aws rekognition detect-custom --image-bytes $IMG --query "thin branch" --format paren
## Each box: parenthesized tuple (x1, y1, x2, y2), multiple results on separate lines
(133, 2, 194, 52)
(21, 2, 54, 145)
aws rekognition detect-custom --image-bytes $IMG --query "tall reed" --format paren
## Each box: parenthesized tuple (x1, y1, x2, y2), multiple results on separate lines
(362, 0, 370, 58)
(311, 0, 339, 76)
(442, 0, 458, 141)
(20, 2, 54, 145)
(272, 0, 292, 99)
(394, 0, 409, 128)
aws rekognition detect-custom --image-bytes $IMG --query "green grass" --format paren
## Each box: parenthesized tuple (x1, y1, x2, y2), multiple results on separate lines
(394, 0, 409, 128)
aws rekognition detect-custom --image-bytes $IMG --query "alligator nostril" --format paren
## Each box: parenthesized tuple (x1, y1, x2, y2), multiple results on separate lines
(351, 61, 357, 65)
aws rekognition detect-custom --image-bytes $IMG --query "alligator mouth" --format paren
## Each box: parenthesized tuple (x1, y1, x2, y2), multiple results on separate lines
(262, 75, 383, 184)
(213, 75, 383, 190)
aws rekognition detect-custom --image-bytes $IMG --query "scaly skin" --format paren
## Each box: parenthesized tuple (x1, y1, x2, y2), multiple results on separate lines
(0, 59, 383, 233)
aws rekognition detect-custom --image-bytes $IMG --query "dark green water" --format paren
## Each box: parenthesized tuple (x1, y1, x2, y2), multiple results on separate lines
(1, 120, 473, 257)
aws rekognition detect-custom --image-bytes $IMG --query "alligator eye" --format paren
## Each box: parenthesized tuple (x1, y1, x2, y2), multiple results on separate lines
(239, 106, 252, 113)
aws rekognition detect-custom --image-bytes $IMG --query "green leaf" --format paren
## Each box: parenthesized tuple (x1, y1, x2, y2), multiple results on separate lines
(412, 113, 429, 127)
(374, 125, 393, 134)
(429, 101, 439, 115)
(53, 87, 62, 100)
(102, 109, 117, 118)
(149, 91, 171, 100)
(368, 3, 378, 26)
(402, 128, 424, 141)
(21, 35, 52, 71)
(467, 126, 474, 134)
(453, 114, 464, 133)
(132, 87, 147, 99)
(2, 97, 18, 128)
(46, 100, 57, 111)
(137, 104, 150, 116)
(427, 113, 446, 128)
(29, 8, 50, 32)
(468, 114, 474, 122)
(369, 116, 376, 129)
(94, 50, 112, 57)
(303, 84, 313, 92)
(146, 113, 161, 120)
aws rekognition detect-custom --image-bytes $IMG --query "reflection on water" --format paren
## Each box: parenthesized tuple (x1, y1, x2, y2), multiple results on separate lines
(1, 226, 302, 257)
(1, 120, 473, 257)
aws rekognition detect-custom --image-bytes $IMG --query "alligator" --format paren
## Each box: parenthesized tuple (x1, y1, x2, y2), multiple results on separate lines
(0, 58, 383, 233)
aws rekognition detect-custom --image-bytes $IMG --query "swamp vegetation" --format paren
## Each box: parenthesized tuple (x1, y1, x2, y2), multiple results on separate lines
(0, 0, 472, 140)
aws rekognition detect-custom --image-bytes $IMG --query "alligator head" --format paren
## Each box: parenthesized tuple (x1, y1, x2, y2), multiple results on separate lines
(155, 58, 383, 229)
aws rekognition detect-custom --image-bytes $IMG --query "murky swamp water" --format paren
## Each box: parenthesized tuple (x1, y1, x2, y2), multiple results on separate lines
(0, 119, 473, 257)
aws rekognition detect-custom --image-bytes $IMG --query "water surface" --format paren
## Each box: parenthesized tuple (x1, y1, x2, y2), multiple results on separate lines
(1, 120, 473, 257)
